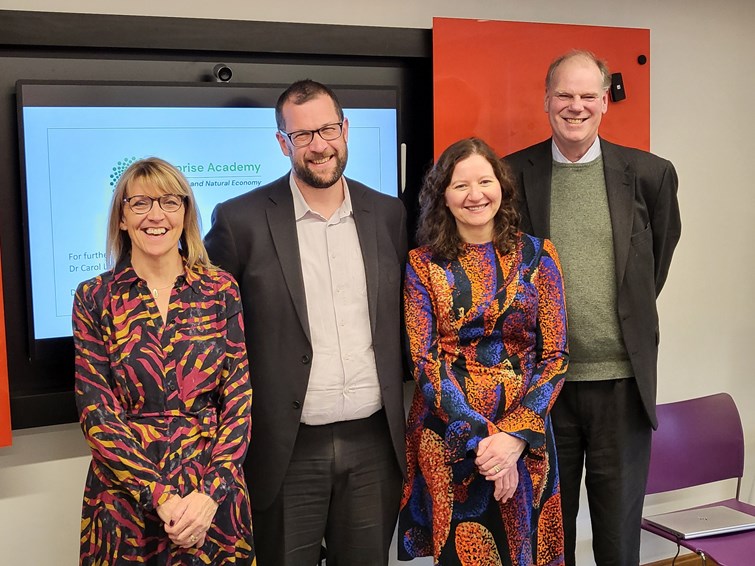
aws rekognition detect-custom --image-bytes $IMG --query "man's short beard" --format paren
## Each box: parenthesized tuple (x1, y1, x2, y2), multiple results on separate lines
(293, 148, 348, 189)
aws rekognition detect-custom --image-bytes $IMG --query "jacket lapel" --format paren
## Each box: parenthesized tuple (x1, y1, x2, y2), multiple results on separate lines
(523, 141, 554, 238)
(265, 180, 311, 342)
(351, 183, 379, 334)
(601, 139, 633, 287)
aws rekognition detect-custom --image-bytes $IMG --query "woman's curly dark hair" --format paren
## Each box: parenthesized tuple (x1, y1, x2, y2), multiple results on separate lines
(416, 137, 520, 259)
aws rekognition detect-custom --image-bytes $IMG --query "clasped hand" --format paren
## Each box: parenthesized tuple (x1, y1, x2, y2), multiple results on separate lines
(475, 432, 526, 502)
(157, 491, 218, 548)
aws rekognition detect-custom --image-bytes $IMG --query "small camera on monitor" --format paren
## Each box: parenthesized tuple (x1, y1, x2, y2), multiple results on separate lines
(213, 64, 233, 83)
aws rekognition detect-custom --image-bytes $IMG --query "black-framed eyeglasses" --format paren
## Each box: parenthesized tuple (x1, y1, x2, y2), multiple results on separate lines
(123, 194, 186, 214)
(279, 122, 344, 148)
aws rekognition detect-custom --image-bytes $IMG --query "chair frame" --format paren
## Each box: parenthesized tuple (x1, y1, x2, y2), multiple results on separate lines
(641, 392, 755, 566)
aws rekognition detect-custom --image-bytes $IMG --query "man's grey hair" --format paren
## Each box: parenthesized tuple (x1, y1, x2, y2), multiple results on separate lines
(545, 50, 611, 92)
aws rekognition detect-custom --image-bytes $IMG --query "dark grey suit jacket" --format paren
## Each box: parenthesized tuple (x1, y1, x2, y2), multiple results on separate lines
(205, 174, 408, 510)
(504, 138, 681, 428)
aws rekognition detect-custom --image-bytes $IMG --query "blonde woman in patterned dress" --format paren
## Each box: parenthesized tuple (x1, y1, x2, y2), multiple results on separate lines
(73, 158, 254, 565)
(398, 138, 568, 565)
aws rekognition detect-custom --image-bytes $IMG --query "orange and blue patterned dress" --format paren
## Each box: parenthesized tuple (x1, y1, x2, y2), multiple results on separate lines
(398, 234, 568, 566)
(73, 261, 254, 565)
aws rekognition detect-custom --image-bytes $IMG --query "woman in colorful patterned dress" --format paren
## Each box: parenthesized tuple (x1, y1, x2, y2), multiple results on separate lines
(73, 157, 254, 565)
(398, 138, 569, 565)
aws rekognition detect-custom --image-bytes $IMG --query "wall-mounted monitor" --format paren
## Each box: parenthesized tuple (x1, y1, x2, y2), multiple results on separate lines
(17, 81, 399, 343)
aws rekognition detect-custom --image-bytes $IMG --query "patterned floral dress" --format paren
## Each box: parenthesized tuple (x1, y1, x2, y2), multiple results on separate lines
(73, 261, 254, 565)
(398, 234, 568, 566)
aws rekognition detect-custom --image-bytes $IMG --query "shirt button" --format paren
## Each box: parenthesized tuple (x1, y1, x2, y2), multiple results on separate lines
(167, 382, 176, 391)
(292, 401, 301, 410)
(301, 354, 311, 364)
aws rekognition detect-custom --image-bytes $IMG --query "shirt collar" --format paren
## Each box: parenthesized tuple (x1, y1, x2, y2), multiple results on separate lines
(552, 136, 602, 164)
(111, 255, 201, 294)
(289, 172, 353, 221)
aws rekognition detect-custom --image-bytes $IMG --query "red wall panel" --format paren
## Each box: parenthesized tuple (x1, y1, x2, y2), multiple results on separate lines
(433, 18, 650, 158)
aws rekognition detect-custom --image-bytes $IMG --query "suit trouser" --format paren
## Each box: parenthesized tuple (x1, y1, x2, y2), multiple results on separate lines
(252, 409, 403, 566)
(553, 379, 652, 566)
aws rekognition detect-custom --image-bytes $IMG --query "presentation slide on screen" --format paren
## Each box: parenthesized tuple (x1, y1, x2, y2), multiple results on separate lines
(21, 106, 397, 339)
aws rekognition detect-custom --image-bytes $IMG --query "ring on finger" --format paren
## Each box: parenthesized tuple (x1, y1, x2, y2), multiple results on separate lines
(189, 534, 197, 543)
(493, 465, 501, 474)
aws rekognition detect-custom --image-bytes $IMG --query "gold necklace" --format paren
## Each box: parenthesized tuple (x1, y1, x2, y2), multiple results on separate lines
(151, 283, 175, 298)
(143, 268, 182, 298)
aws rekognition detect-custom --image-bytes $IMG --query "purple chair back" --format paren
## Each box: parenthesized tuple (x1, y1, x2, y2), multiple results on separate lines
(645, 393, 745, 495)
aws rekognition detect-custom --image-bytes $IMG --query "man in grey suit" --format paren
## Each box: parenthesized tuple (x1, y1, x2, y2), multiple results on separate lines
(205, 79, 407, 566)
(504, 51, 681, 566)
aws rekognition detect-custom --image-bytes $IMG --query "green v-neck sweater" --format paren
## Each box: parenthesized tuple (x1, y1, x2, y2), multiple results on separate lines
(550, 157, 633, 381)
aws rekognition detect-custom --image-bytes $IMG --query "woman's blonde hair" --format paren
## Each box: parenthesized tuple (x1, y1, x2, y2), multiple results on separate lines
(106, 157, 212, 269)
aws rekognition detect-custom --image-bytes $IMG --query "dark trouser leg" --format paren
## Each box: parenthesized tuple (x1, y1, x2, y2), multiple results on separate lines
(583, 379, 651, 566)
(252, 410, 401, 566)
(324, 410, 403, 566)
(251, 420, 331, 566)
(252, 500, 287, 566)
(552, 381, 587, 566)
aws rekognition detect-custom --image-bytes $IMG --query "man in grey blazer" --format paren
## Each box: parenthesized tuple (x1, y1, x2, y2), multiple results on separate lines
(504, 51, 681, 566)
(205, 80, 407, 566)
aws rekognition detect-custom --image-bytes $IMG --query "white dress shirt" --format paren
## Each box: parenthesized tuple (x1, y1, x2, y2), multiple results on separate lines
(289, 175, 383, 425)
(552, 136, 602, 163)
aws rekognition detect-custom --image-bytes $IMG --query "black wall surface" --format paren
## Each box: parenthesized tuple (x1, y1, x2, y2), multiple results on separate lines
(0, 10, 433, 428)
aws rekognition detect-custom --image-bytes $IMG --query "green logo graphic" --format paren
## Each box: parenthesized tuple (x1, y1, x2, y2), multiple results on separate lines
(109, 157, 138, 187)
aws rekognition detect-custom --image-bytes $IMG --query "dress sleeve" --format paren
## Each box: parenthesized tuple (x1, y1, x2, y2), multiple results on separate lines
(201, 276, 252, 504)
(73, 281, 175, 511)
(404, 251, 497, 463)
(498, 238, 569, 453)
